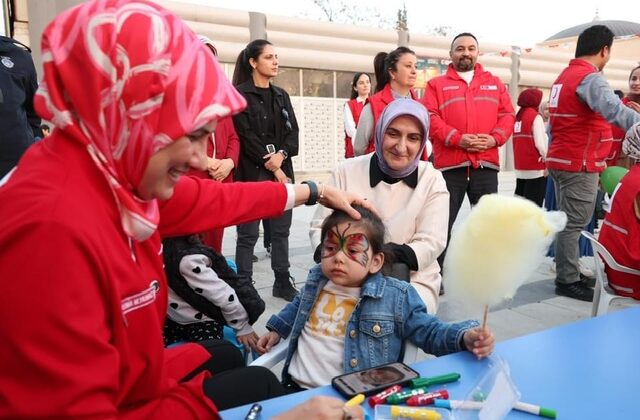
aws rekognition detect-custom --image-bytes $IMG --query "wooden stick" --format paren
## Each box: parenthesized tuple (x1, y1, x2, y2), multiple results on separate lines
(481, 304, 489, 331)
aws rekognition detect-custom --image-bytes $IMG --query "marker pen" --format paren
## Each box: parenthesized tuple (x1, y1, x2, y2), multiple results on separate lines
(434, 399, 556, 419)
(243, 403, 262, 420)
(406, 389, 449, 406)
(410, 373, 461, 389)
(368, 384, 403, 407)
(386, 387, 428, 405)
(345, 393, 365, 407)
(390, 406, 442, 420)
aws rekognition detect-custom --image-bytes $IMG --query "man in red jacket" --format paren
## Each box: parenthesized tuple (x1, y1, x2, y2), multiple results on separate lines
(423, 32, 515, 278)
(547, 25, 640, 301)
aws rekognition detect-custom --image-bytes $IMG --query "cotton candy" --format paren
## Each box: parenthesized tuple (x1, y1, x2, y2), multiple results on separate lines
(444, 194, 566, 310)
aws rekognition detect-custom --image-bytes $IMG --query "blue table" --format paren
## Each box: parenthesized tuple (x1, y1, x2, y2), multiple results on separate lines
(221, 307, 640, 419)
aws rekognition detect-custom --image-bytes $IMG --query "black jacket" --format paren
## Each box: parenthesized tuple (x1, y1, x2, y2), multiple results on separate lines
(0, 36, 42, 178)
(232, 81, 299, 182)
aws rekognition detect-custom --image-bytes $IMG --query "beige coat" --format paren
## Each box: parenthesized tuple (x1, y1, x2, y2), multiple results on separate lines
(310, 155, 449, 313)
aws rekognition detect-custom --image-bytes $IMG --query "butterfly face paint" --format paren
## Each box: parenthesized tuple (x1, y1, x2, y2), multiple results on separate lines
(321, 223, 371, 267)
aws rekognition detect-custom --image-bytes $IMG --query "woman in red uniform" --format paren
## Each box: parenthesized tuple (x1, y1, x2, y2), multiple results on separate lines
(353, 47, 419, 156)
(513, 88, 548, 206)
(598, 124, 640, 299)
(608, 66, 640, 167)
(343, 72, 371, 158)
(191, 35, 241, 252)
(0, 1, 367, 418)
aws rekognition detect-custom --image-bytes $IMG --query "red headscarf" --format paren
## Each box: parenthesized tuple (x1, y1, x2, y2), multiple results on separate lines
(34, 0, 246, 241)
(516, 88, 543, 120)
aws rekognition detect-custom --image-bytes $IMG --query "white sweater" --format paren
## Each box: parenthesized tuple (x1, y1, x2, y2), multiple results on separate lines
(310, 155, 449, 313)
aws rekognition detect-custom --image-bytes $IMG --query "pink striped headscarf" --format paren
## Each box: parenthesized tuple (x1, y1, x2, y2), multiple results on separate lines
(34, 0, 246, 241)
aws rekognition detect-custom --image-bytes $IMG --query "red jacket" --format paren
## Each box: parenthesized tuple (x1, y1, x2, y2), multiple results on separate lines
(513, 108, 545, 170)
(598, 165, 640, 299)
(0, 137, 287, 418)
(365, 83, 418, 154)
(188, 116, 239, 183)
(423, 63, 515, 170)
(344, 98, 365, 158)
(547, 59, 612, 173)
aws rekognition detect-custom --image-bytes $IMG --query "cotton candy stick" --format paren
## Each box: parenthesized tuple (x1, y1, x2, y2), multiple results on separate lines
(444, 195, 567, 323)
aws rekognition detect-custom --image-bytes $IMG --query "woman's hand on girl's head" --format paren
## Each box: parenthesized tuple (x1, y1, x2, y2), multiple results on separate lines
(256, 331, 281, 354)
(463, 326, 495, 359)
(318, 185, 380, 220)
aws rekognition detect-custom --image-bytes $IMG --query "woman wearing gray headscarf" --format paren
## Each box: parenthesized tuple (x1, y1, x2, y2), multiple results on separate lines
(597, 122, 640, 299)
(310, 99, 449, 312)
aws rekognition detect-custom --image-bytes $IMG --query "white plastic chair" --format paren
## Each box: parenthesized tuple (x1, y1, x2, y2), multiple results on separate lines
(250, 338, 419, 368)
(580, 231, 640, 317)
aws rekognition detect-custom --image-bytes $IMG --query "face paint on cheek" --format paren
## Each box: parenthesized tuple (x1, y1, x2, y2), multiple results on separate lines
(345, 233, 370, 267)
(320, 224, 371, 267)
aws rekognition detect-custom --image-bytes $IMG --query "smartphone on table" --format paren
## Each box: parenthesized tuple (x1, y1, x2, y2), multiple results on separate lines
(331, 361, 419, 398)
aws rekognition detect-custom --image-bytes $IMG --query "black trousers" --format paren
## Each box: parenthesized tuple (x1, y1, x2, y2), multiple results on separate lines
(514, 176, 547, 207)
(236, 210, 292, 278)
(185, 340, 288, 411)
(437, 166, 499, 271)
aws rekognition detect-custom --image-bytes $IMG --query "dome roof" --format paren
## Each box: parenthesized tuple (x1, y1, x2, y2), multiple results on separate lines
(546, 20, 640, 41)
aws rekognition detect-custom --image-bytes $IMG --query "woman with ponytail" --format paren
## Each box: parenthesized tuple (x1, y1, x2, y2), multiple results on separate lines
(232, 40, 300, 302)
(353, 47, 419, 156)
(343, 72, 371, 158)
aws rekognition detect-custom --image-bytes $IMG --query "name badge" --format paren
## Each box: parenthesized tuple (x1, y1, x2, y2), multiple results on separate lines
(514, 121, 522, 133)
(549, 84, 562, 108)
(480, 85, 498, 91)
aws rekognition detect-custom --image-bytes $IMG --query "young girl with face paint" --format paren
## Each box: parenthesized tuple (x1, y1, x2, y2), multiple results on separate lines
(257, 205, 495, 390)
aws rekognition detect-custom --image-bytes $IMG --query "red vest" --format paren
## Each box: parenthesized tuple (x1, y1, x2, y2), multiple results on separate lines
(366, 84, 417, 154)
(547, 59, 612, 173)
(344, 98, 365, 158)
(513, 108, 545, 170)
(598, 165, 640, 299)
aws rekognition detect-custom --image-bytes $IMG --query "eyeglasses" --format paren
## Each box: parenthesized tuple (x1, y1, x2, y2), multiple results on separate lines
(282, 108, 292, 131)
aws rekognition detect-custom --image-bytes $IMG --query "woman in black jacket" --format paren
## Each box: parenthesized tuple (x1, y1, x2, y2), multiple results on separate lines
(232, 39, 299, 301)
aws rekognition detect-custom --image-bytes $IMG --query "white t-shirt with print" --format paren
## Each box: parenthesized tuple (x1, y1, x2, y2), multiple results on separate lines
(288, 280, 360, 388)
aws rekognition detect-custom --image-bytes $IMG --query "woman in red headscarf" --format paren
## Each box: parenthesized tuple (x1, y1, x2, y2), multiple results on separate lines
(513, 88, 548, 206)
(0, 1, 368, 418)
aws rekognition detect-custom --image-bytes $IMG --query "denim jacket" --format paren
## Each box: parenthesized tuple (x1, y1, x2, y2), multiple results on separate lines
(266, 265, 478, 383)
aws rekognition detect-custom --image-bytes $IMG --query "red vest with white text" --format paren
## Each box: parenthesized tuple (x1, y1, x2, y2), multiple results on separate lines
(513, 108, 545, 170)
(546, 59, 612, 173)
(344, 98, 365, 158)
(598, 165, 640, 299)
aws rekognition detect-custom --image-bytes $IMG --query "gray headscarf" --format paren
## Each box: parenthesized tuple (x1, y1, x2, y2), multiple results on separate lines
(374, 99, 429, 178)
(623, 121, 640, 161)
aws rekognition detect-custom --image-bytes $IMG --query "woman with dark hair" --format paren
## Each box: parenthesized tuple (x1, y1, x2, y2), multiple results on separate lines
(232, 39, 300, 301)
(608, 65, 640, 167)
(513, 88, 548, 206)
(343, 72, 371, 158)
(353, 47, 419, 156)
